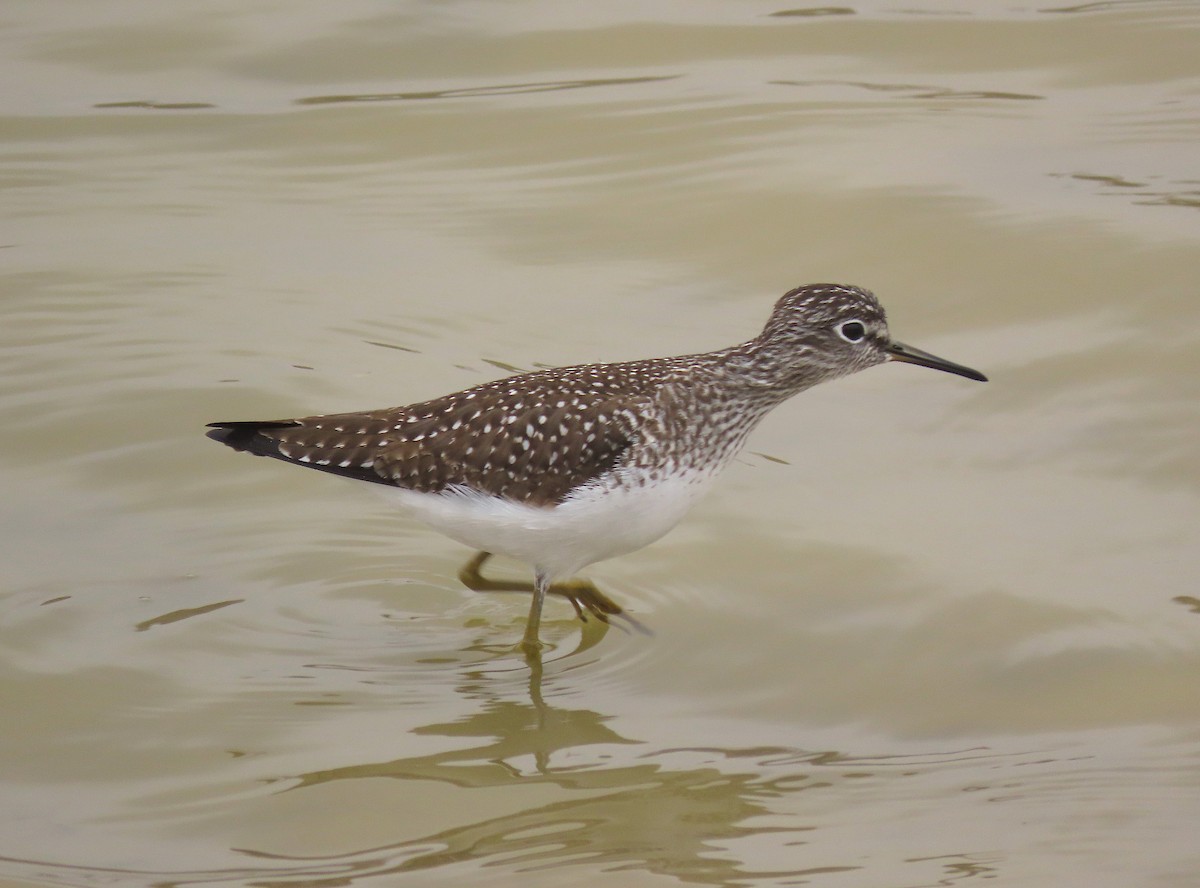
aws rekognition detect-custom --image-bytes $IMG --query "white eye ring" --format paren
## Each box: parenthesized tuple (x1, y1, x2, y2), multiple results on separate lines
(837, 320, 867, 343)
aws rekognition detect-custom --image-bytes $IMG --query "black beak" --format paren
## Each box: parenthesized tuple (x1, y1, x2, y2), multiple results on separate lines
(887, 341, 988, 382)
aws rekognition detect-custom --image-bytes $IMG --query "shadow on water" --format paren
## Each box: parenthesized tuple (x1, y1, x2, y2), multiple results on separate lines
(0, 618, 1017, 887)
(294, 76, 680, 107)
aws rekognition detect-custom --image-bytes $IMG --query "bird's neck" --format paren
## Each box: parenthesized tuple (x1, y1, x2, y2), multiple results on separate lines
(687, 336, 830, 409)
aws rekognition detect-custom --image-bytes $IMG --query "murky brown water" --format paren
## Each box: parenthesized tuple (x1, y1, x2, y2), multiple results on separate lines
(2, 1, 1199, 886)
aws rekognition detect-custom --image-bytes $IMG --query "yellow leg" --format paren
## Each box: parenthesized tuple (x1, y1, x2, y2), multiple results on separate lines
(522, 570, 549, 654)
(458, 551, 649, 635)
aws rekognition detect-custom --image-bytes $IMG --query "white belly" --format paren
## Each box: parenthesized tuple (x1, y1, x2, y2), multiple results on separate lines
(377, 468, 719, 579)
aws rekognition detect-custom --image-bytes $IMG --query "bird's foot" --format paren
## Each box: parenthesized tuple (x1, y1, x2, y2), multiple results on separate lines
(458, 551, 652, 636)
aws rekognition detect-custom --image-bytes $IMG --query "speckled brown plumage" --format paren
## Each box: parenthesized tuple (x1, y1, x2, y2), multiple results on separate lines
(209, 364, 655, 506)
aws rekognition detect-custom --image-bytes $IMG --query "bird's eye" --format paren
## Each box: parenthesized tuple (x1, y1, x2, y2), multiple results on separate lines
(837, 321, 866, 343)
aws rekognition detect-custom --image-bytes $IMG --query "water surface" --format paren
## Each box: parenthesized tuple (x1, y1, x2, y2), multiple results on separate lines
(2, 2, 1198, 886)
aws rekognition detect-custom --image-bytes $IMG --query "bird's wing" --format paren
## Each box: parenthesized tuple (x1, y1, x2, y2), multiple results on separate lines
(207, 378, 647, 506)
(205, 414, 396, 485)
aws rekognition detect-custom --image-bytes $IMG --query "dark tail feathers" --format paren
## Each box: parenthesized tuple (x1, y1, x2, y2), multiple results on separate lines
(205, 420, 298, 458)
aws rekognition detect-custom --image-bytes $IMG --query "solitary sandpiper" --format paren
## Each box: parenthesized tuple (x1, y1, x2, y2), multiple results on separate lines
(208, 283, 986, 652)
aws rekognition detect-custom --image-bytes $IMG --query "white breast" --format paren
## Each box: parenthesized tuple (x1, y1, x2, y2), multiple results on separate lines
(377, 467, 720, 580)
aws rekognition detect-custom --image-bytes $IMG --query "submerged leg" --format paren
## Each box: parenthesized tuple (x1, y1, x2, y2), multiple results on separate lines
(522, 570, 550, 653)
(458, 551, 640, 629)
